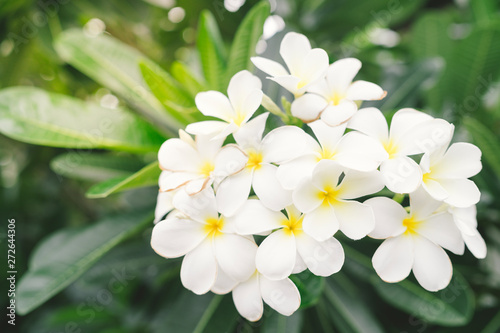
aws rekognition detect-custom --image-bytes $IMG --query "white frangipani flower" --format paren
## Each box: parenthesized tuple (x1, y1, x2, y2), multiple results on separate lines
(158, 131, 247, 195)
(151, 188, 257, 295)
(277, 120, 388, 190)
(449, 205, 487, 259)
(229, 201, 344, 280)
(349, 107, 454, 194)
(216, 113, 312, 216)
(232, 270, 301, 322)
(293, 160, 384, 242)
(420, 138, 482, 208)
(154, 182, 174, 223)
(251, 32, 329, 96)
(185, 70, 263, 139)
(291, 58, 386, 125)
(366, 189, 464, 292)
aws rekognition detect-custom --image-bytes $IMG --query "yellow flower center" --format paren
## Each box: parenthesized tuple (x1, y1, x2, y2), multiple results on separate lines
(233, 112, 246, 127)
(246, 150, 263, 170)
(422, 169, 433, 182)
(204, 217, 224, 237)
(383, 140, 399, 159)
(317, 185, 339, 206)
(317, 147, 336, 162)
(282, 213, 304, 236)
(297, 80, 308, 90)
(402, 215, 420, 235)
(328, 91, 345, 106)
(199, 161, 215, 177)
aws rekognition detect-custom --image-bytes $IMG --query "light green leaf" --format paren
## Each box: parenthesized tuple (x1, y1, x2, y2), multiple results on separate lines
(170, 61, 206, 98)
(410, 11, 456, 60)
(471, 0, 499, 27)
(225, 1, 270, 84)
(54, 29, 181, 135)
(261, 310, 303, 333)
(289, 270, 324, 309)
(197, 11, 227, 91)
(0, 86, 165, 152)
(50, 152, 145, 182)
(463, 117, 500, 177)
(86, 161, 160, 198)
(17, 209, 154, 315)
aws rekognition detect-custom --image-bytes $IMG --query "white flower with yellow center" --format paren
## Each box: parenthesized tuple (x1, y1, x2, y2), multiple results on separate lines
(185, 70, 263, 139)
(151, 188, 257, 295)
(420, 137, 482, 208)
(251, 32, 329, 97)
(348, 107, 454, 194)
(229, 201, 344, 280)
(366, 189, 464, 292)
(216, 114, 312, 216)
(158, 131, 247, 195)
(293, 160, 384, 242)
(277, 120, 388, 190)
(449, 205, 487, 259)
(291, 58, 386, 125)
(232, 270, 301, 322)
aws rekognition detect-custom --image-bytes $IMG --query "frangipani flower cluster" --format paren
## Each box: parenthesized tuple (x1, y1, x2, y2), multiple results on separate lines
(151, 32, 486, 321)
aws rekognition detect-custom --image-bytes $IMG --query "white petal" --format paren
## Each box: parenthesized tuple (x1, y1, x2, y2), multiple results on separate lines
(195, 134, 225, 160)
(280, 32, 311, 74)
(151, 218, 207, 258)
(372, 235, 413, 283)
(346, 80, 385, 101)
(185, 120, 230, 137)
(291, 93, 327, 122)
(422, 178, 449, 202)
(180, 239, 217, 294)
(463, 229, 487, 259)
(309, 120, 346, 149)
(251, 56, 288, 76)
(277, 154, 317, 190)
(234, 113, 268, 148)
(296, 234, 344, 276)
(396, 119, 454, 156)
(299, 48, 330, 87)
(365, 197, 407, 239)
(440, 178, 481, 208)
(230, 199, 284, 235)
(451, 205, 478, 233)
(260, 275, 301, 316)
(320, 100, 358, 127)
(293, 177, 324, 214)
(338, 170, 384, 199)
(184, 177, 211, 195)
(211, 266, 238, 294)
(347, 107, 389, 143)
(326, 58, 361, 93)
(409, 187, 443, 220)
(154, 191, 174, 223)
(311, 159, 344, 190)
(239, 89, 263, 124)
(302, 204, 339, 242)
(293, 253, 308, 274)
(389, 108, 433, 142)
(334, 201, 375, 240)
(215, 234, 257, 282)
(417, 212, 464, 255)
(380, 156, 422, 193)
(216, 169, 253, 217)
(431, 143, 482, 179)
(158, 138, 200, 172)
(412, 236, 453, 292)
(256, 229, 297, 280)
(159, 171, 197, 192)
(213, 144, 247, 179)
(227, 70, 262, 115)
(262, 126, 316, 164)
(269, 75, 302, 95)
(173, 188, 218, 223)
(253, 164, 293, 211)
(335, 132, 388, 172)
(195, 91, 233, 121)
(232, 274, 263, 322)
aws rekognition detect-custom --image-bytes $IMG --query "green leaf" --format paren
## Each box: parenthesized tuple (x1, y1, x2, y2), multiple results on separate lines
(324, 274, 385, 333)
(50, 152, 145, 182)
(261, 310, 303, 333)
(86, 161, 160, 198)
(463, 117, 500, 177)
(289, 270, 324, 309)
(471, 0, 499, 27)
(139, 60, 200, 124)
(0, 86, 165, 152)
(170, 61, 206, 98)
(54, 29, 181, 135)
(225, 1, 270, 84)
(197, 11, 227, 91)
(410, 11, 456, 60)
(17, 209, 154, 315)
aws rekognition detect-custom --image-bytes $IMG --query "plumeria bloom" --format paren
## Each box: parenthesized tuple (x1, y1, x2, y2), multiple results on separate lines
(151, 188, 257, 295)
(291, 58, 386, 125)
(251, 32, 329, 97)
(293, 160, 384, 242)
(277, 120, 388, 190)
(229, 201, 344, 280)
(216, 113, 311, 216)
(185, 70, 263, 139)
(158, 131, 247, 195)
(449, 205, 487, 259)
(366, 189, 464, 292)
(233, 270, 301, 322)
(420, 138, 482, 207)
(348, 107, 454, 193)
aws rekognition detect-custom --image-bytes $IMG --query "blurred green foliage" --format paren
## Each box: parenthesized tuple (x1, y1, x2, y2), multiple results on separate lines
(1, 0, 500, 332)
